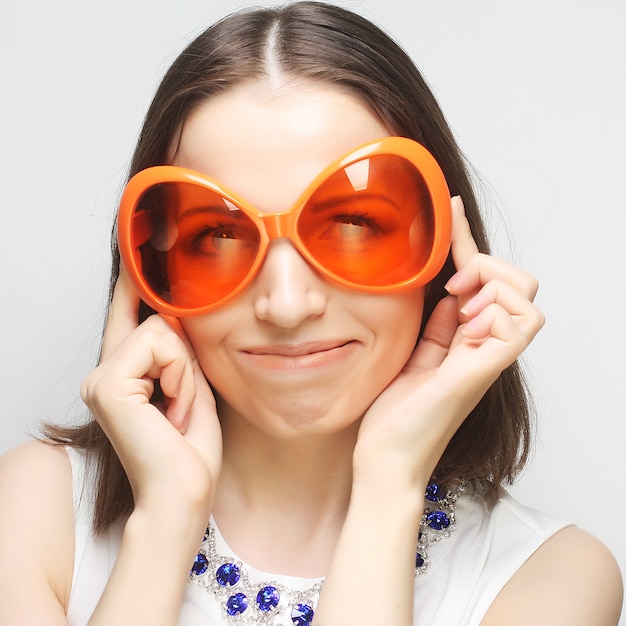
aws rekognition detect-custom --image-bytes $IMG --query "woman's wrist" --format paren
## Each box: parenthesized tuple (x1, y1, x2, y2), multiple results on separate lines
(314, 474, 424, 626)
(87, 505, 208, 625)
(349, 472, 426, 536)
(126, 501, 208, 551)
(351, 451, 432, 502)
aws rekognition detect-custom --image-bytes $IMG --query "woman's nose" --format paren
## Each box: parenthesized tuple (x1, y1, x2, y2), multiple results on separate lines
(252, 239, 328, 328)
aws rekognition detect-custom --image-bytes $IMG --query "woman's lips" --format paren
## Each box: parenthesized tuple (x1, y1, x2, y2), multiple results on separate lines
(242, 340, 357, 370)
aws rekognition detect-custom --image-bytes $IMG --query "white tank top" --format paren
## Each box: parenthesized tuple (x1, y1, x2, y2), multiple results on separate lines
(65, 447, 570, 625)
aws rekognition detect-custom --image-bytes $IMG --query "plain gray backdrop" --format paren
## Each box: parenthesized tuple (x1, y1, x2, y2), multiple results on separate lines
(2, 0, 625, 614)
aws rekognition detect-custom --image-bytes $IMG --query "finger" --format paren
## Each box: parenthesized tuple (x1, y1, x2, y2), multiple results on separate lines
(135, 318, 200, 433)
(83, 320, 198, 444)
(152, 316, 203, 432)
(462, 297, 545, 347)
(449, 195, 479, 271)
(162, 355, 197, 433)
(408, 295, 459, 370)
(183, 360, 221, 453)
(460, 302, 529, 350)
(446, 253, 540, 303)
(101, 267, 141, 360)
(160, 315, 199, 362)
(459, 280, 545, 338)
(99, 322, 187, 394)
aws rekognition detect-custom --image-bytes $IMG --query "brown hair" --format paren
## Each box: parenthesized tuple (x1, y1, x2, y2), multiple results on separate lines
(45, 1, 532, 534)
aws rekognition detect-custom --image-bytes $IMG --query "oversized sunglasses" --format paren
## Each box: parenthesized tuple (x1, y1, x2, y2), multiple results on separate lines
(118, 136, 452, 316)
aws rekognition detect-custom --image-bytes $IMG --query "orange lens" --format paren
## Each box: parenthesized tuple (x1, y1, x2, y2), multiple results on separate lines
(129, 180, 262, 310)
(118, 137, 451, 316)
(298, 153, 434, 287)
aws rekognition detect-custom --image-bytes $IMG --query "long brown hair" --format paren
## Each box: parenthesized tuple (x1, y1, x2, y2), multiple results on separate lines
(46, 1, 532, 534)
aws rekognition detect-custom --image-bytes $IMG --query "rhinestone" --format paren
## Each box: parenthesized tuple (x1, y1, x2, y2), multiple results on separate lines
(226, 592, 248, 616)
(427, 510, 450, 530)
(256, 585, 280, 612)
(190, 553, 209, 577)
(425, 483, 444, 502)
(216, 562, 241, 587)
(292, 602, 314, 626)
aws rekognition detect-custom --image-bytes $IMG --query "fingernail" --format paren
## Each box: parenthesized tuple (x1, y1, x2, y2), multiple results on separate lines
(444, 272, 460, 292)
(451, 195, 465, 215)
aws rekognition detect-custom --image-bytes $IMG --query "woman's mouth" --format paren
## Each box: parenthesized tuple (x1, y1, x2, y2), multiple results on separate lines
(242, 340, 357, 371)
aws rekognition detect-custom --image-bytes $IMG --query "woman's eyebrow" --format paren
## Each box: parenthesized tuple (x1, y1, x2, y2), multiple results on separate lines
(178, 201, 246, 220)
(307, 192, 401, 214)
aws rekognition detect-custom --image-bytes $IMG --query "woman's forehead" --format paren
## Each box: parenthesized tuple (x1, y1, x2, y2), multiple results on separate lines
(172, 82, 390, 212)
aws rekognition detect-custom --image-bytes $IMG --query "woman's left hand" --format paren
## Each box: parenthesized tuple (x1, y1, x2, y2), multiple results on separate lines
(353, 196, 544, 488)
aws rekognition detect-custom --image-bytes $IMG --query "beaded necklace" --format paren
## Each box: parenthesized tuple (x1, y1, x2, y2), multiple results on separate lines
(188, 481, 464, 625)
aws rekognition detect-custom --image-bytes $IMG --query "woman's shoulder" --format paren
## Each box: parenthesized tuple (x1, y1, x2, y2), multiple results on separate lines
(417, 488, 622, 624)
(0, 438, 74, 493)
(0, 440, 75, 622)
(0, 438, 74, 505)
(482, 522, 623, 625)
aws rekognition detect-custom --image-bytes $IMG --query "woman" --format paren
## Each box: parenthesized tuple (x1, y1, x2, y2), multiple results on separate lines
(0, 2, 621, 625)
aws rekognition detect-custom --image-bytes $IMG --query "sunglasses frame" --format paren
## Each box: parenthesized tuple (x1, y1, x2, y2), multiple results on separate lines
(118, 136, 452, 316)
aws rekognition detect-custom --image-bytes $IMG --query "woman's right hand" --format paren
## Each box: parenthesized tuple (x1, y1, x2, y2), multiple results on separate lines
(80, 268, 222, 515)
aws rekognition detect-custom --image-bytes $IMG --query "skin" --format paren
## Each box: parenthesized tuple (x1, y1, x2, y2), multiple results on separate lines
(0, 80, 622, 625)
(173, 84, 427, 575)
(176, 84, 425, 443)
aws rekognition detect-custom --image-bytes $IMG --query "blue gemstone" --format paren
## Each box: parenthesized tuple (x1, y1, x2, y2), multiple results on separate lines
(292, 603, 315, 626)
(427, 510, 450, 531)
(425, 483, 444, 502)
(416, 552, 424, 568)
(190, 553, 209, 576)
(216, 563, 241, 586)
(226, 592, 248, 616)
(256, 585, 280, 611)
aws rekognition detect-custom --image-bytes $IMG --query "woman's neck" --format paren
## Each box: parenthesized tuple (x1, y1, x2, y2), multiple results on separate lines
(211, 403, 359, 577)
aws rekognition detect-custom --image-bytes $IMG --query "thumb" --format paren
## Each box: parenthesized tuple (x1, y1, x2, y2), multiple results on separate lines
(408, 295, 459, 371)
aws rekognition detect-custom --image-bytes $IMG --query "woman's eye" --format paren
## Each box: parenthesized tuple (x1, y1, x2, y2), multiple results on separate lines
(182, 223, 252, 254)
(323, 214, 382, 240)
(210, 228, 237, 242)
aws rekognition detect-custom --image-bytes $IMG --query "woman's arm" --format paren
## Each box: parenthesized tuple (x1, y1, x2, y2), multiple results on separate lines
(0, 440, 212, 626)
(0, 271, 222, 625)
(0, 441, 74, 625)
(314, 469, 426, 625)
(86, 494, 208, 625)
(316, 196, 546, 625)
(482, 526, 623, 625)
(78, 270, 222, 625)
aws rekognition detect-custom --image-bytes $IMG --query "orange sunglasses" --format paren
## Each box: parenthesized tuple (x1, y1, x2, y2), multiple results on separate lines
(118, 136, 452, 317)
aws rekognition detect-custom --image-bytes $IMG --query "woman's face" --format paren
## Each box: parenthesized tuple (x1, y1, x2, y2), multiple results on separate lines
(174, 81, 425, 438)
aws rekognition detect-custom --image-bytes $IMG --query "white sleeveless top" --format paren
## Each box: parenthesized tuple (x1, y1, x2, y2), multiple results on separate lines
(65, 447, 570, 626)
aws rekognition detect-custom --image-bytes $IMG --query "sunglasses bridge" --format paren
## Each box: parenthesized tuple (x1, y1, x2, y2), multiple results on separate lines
(257, 211, 298, 240)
